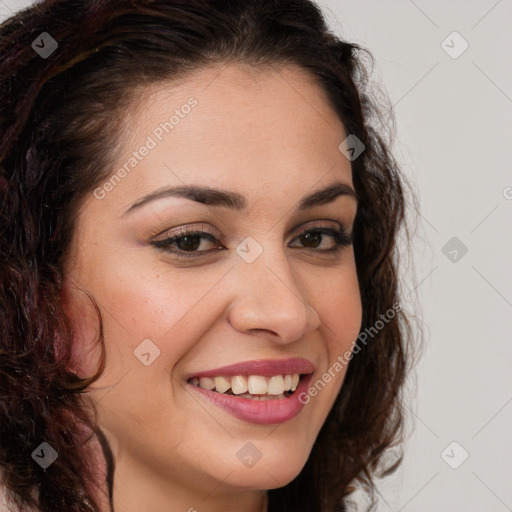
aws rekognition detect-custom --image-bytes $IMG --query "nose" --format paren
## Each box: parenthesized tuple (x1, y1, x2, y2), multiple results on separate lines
(226, 246, 321, 344)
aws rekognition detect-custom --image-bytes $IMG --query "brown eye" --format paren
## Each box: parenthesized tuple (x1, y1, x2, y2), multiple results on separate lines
(175, 235, 202, 252)
(290, 227, 352, 251)
(151, 228, 223, 257)
(299, 231, 323, 248)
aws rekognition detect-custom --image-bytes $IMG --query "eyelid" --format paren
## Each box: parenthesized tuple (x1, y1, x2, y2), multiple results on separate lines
(151, 219, 347, 244)
(290, 219, 344, 237)
(151, 224, 218, 242)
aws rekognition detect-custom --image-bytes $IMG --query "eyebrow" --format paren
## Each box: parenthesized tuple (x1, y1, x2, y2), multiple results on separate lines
(123, 180, 357, 216)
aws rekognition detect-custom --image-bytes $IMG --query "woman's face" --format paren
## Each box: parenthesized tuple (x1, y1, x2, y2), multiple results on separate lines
(63, 63, 362, 510)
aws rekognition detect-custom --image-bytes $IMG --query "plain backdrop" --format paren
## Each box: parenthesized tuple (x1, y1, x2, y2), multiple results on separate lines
(1, 1, 511, 511)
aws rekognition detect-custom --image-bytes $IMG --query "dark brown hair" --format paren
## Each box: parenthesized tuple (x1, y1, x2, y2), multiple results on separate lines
(0, 1, 416, 511)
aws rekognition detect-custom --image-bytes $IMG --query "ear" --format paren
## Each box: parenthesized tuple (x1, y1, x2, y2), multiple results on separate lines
(57, 277, 103, 378)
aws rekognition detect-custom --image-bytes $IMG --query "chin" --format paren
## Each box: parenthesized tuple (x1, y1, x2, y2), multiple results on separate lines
(213, 443, 311, 490)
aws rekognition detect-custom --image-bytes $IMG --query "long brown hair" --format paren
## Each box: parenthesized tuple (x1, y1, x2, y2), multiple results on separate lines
(0, 1, 416, 510)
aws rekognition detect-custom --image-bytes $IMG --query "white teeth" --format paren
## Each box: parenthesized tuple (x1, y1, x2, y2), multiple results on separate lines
(214, 376, 231, 394)
(231, 375, 248, 395)
(192, 373, 303, 395)
(199, 377, 215, 390)
(267, 375, 285, 395)
(283, 374, 292, 391)
(248, 375, 268, 394)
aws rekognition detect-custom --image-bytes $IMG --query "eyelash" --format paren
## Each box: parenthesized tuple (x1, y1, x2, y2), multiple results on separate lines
(151, 224, 353, 258)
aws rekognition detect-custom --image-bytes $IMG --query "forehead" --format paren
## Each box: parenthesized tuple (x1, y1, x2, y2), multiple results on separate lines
(87, 62, 353, 216)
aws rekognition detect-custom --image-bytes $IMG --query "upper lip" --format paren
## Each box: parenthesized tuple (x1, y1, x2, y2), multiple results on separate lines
(187, 357, 316, 379)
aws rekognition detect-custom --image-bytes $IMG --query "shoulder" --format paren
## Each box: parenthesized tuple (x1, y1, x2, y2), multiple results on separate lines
(0, 483, 16, 512)
(0, 473, 33, 512)
(0, 474, 11, 512)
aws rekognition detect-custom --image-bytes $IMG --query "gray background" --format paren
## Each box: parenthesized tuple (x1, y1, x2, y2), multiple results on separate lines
(1, 0, 511, 510)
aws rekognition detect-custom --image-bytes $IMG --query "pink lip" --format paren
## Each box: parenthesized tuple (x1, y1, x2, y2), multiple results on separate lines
(186, 357, 316, 379)
(188, 373, 314, 425)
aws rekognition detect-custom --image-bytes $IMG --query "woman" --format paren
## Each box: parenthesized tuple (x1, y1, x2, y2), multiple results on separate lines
(0, 1, 415, 511)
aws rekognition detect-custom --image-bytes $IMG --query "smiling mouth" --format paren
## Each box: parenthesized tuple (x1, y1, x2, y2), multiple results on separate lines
(187, 373, 307, 400)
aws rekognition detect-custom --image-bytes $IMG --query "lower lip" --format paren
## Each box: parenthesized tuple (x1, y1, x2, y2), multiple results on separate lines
(188, 374, 313, 425)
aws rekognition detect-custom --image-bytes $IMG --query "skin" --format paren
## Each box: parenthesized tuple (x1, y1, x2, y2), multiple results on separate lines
(62, 63, 362, 512)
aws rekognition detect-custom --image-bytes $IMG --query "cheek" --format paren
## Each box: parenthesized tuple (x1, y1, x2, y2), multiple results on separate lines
(305, 257, 363, 351)
(305, 259, 362, 399)
(328, 281, 362, 353)
(75, 256, 230, 373)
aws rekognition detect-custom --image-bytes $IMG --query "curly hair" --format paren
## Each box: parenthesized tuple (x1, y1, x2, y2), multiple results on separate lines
(0, 1, 417, 511)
